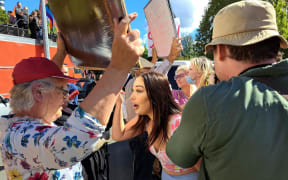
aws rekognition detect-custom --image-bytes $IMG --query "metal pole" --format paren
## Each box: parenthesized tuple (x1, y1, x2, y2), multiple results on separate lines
(40, 0, 50, 59)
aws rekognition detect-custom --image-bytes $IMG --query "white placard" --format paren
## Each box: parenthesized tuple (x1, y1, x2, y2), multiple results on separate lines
(144, 0, 176, 58)
(147, 17, 181, 57)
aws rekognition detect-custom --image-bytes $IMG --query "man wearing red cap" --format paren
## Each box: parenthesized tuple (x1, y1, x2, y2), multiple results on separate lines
(0, 13, 143, 179)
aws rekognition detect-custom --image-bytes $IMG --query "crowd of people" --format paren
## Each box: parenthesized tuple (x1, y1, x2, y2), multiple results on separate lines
(7, 1, 42, 39)
(0, 1, 287, 180)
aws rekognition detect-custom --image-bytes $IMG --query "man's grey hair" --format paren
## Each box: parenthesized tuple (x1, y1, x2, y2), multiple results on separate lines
(9, 78, 54, 114)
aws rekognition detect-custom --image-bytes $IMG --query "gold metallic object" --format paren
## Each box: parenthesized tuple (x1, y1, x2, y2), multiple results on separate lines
(49, 0, 128, 69)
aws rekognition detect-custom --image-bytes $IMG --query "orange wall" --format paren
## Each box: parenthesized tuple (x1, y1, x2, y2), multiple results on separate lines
(0, 40, 80, 97)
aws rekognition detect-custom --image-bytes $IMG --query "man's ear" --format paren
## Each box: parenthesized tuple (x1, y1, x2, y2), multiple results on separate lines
(31, 83, 43, 102)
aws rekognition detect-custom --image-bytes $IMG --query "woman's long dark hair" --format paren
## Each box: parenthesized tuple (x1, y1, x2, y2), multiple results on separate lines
(132, 71, 181, 147)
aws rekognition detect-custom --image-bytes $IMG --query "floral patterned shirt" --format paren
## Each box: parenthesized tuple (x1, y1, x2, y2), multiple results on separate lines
(0, 107, 106, 180)
(171, 90, 189, 106)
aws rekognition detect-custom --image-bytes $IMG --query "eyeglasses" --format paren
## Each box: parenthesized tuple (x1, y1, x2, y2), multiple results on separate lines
(174, 73, 186, 80)
(54, 86, 69, 97)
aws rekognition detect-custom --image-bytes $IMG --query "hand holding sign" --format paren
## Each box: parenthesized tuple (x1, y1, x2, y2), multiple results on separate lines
(111, 13, 144, 72)
(151, 47, 158, 64)
(144, 0, 178, 58)
(147, 17, 181, 58)
(167, 37, 183, 63)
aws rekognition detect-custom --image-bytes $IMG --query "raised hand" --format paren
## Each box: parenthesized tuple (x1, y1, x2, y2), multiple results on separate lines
(167, 37, 183, 63)
(151, 47, 158, 64)
(110, 13, 144, 72)
(116, 91, 125, 105)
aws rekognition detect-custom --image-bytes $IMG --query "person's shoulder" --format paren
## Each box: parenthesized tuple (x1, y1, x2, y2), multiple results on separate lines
(168, 113, 181, 122)
(202, 76, 250, 95)
(171, 89, 180, 95)
(171, 113, 182, 120)
(185, 78, 247, 108)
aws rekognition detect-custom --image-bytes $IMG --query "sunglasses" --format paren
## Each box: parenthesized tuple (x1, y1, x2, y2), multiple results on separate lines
(174, 73, 186, 80)
(54, 86, 69, 97)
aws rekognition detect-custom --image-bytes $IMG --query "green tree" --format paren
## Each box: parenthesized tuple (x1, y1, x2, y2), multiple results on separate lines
(0, 9, 9, 24)
(193, 0, 240, 59)
(268, 0, 288, 58)
(182, 34, 195, 59)
(142, 45, 153, 61)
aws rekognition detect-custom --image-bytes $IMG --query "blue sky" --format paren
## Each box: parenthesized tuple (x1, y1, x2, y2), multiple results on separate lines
(5, 0, 209, 43)
(5, 0, 38, 12)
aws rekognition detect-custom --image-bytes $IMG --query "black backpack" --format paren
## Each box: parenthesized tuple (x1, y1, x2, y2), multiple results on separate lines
(81, 112, 113, 180)
(82, 142, 110, 180)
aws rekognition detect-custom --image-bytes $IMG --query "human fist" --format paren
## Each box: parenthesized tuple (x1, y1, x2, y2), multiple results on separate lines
(110, 13, 145, 72)
(167, 37, 182, 63)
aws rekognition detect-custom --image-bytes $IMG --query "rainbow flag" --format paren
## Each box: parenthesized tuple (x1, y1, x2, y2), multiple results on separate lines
(39, 0, 57, 32)
(46, 4, 54, 32)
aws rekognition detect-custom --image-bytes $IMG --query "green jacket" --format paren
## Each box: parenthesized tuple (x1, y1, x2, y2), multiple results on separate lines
(167, 60, 288, 180)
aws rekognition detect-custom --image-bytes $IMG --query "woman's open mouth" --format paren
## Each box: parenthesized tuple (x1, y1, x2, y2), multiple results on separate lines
(133, 104, 139, 110)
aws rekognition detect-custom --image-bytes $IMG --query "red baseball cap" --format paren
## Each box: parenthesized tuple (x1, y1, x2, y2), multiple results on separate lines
(12, 57, 77, 85)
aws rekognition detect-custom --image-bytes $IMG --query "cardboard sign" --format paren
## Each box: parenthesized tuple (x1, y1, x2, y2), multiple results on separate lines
(147, 28, 154, 57)
(147, 17, 181, 57)
(144, 0, 176, 58)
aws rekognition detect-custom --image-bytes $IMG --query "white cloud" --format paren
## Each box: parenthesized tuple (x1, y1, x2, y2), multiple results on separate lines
(180, 27, 194, 35)
(170, 0, 209, 34)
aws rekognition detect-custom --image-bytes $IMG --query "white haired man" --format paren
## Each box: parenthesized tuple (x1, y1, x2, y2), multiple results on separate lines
(0, 13, 143, 179)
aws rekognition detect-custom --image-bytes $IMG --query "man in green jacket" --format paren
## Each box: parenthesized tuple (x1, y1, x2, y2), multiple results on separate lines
(166, 1, 288, 180)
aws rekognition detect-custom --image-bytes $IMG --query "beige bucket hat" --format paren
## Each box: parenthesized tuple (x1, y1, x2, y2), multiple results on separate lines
(205, 0, 288, 53)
